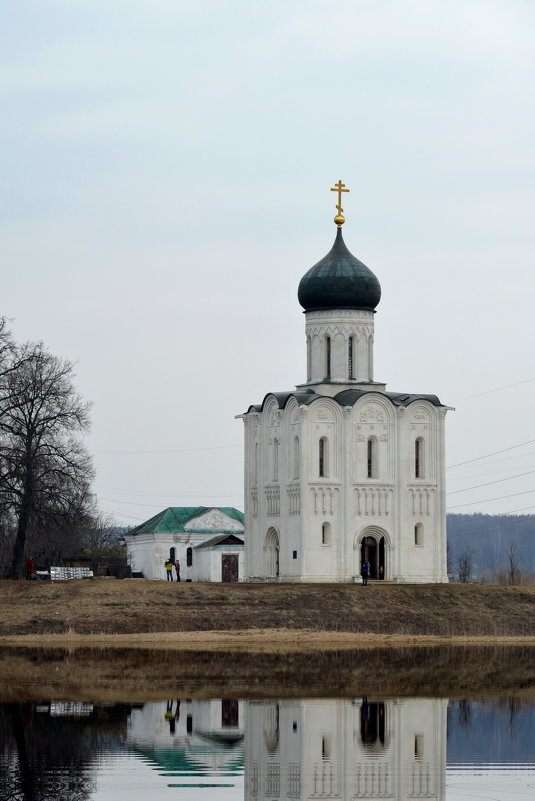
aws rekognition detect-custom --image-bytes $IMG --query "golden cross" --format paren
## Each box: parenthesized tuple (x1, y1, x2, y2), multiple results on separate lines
(330, 179, 349, 215)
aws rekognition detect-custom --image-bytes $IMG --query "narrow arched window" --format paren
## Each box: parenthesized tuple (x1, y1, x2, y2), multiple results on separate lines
(319, 437, 328, 477)
(348, 336, 354, 380)
(186, 547, 193, 567)
(321, 522, 331, 545)
(367, 438, 377, 479)
(415, 437, 424, 478)
(293, 436, 299, 479)
(306, 336, 311, 382)
(325, 336, 331, 380)
(414, 523, 423, 546)
(273, 438, 279, 482)
(254, 442, 258, 485)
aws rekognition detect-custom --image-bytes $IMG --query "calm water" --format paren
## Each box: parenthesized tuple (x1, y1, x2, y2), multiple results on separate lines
(1, 696, 534, 801)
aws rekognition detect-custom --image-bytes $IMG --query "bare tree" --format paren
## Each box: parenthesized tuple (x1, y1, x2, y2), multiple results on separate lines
(0, 344, 94, 578)
(457, 547, 475, 582)
(506, 540, 520, 585)
(446, 541, 453, 576)
(81, 511, 125, 574)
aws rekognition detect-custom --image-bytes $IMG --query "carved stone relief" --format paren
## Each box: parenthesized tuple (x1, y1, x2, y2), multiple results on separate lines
(185, 509, 243, 531)
(359, 407, 385, 423)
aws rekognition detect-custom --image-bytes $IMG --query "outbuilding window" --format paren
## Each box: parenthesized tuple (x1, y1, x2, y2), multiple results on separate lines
(186, 547, 193, 567)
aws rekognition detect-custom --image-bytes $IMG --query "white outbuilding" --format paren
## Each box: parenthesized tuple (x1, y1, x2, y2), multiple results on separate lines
(125, 506, 245, 582)
(238, 184, 451, 583)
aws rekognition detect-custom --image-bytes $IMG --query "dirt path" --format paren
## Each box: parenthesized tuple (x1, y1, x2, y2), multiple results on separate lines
(2, 628, 535, 651)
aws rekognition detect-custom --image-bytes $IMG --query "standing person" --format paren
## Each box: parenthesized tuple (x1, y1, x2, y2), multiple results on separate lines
(175, 559, 181, 582)
(25, 557, 35, 581)
(361, 561, 369, 586)
(164, 559, 174, 581)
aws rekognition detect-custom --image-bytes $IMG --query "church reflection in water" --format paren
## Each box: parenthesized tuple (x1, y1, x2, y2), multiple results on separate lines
(0, 696, 448, 799)
(126, 697, 446, 800)
(127, 698, 245, 775)
(245, 699, 446, 801)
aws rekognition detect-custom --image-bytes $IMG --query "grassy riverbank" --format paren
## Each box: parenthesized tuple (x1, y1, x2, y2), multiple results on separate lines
(0, 642, 533, 702)
(0, 579, 533, 640)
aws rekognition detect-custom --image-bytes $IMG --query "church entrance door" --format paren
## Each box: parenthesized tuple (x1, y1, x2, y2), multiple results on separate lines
(265, 528, 280, 578)
(222, 554, 239, 582)
(361, 536, 385, 579)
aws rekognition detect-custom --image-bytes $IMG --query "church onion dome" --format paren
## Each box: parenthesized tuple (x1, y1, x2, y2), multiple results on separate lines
(298, 227, 381, 312)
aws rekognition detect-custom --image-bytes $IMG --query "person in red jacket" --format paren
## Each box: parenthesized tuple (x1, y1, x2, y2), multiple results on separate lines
(25, 557, 35, 581)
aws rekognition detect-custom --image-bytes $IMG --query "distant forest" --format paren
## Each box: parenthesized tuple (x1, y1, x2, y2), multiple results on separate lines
(447, 513, 535, 579)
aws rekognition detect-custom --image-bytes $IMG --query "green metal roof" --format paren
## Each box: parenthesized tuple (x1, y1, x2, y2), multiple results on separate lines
(127, 507, 244, 536)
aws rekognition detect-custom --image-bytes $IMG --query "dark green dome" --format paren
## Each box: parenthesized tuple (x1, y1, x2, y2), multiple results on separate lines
(298, 228, 381, 312)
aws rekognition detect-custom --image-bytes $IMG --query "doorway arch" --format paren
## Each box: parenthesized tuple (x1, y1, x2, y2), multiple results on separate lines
(357, 527, 388, 580)
(265, 528, 280, 578)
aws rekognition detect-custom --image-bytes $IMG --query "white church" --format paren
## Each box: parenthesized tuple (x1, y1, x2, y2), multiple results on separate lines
(239, 182, 450, 583)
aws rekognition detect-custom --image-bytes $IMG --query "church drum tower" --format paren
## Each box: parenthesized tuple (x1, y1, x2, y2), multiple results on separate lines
(238, 182, 449, 582)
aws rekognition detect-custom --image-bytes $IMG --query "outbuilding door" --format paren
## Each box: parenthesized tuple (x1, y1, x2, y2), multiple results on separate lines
(222, 554, 239, 582)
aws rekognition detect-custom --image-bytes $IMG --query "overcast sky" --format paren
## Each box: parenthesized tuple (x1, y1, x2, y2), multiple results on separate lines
(2, 0, 535, 525)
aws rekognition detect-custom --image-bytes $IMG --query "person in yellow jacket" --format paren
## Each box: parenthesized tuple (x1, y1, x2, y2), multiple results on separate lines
(164, 559, 174, 581)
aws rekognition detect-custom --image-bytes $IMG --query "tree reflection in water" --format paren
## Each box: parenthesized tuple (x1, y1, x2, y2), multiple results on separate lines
(0, 703, 130, 801)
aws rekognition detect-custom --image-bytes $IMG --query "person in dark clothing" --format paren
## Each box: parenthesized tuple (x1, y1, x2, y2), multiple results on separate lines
(361, 561, 369, 586)
(175, 559, 181, 582)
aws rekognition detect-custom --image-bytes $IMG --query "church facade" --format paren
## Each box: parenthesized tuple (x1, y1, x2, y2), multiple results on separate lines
(239, 184, 450, 583)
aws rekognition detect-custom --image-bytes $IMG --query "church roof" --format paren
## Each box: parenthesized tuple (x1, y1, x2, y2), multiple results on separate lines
(127, 507, 244, 536)
(298, 227, 381, 312)
(246, 388, 443, 414)
(195, 534, 244, 549)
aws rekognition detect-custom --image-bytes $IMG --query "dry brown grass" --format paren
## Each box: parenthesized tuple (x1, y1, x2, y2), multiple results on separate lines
(0, 643, 533, 703)
(0, 578, 533, 638)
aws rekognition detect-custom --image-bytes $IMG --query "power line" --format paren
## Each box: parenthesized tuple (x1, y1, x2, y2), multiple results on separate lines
(446, 468, 535, 495)
(451, 376, 535, 403)
(446, 439, 535, 470)
(99, 507, 145, 523)
(447, 464, 535, 482)
(497, 504, 535, 515)
(447, 488, 535, 510)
